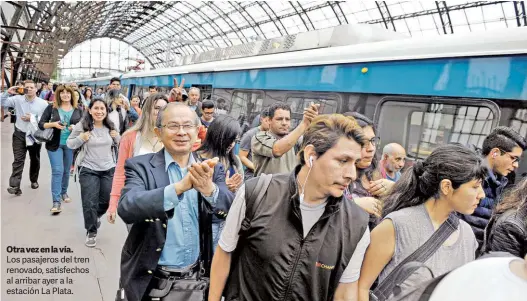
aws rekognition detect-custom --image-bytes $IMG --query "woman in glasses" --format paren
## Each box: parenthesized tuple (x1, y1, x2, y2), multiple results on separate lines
(343, 112, 396, 228)
(106, 93, 168, 226)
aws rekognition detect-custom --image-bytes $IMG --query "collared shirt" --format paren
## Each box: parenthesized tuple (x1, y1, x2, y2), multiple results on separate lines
(1, 92, 48, 133)
(160, 150, 218, 268)
(385, 171, 401, 182)
(251, 130, 298, 176)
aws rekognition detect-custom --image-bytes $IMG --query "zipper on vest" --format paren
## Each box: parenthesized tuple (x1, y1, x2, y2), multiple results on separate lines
(282, 225, 317, 301)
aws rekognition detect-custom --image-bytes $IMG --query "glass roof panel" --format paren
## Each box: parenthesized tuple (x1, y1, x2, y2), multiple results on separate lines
(10, 0, 522, 79)
(266, 1, 295, 15)
(245, 4, 269, 23)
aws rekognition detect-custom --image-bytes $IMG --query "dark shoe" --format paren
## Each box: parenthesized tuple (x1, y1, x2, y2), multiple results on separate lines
(31, 182, 39, 189)
(85, 233, 97, 248)
(50, 203, 62, 214)
(61, 193, 72, 203)
(7, 187, 22, 196)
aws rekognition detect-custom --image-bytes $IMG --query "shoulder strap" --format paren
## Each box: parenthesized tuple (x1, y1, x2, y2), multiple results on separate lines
(373, 214, 460, 301)
(241, 173, 273, 232)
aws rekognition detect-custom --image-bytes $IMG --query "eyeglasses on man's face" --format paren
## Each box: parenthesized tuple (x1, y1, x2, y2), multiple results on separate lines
(160, 123, 196, 132)
(499, 149, 520, 164)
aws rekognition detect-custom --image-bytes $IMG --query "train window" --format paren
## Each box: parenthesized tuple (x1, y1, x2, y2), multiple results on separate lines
(375, 98, 500, 161)
(509, 108, 527, 137)
(230, 90, 265, 121)
(285, 93, 340, 128)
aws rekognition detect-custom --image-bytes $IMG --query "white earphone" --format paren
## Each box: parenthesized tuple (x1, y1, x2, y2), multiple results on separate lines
(309, 156, 314, 167)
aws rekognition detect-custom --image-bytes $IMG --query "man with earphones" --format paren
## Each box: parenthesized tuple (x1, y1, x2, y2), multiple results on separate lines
(209, 114, 371, 301)
(461, 126, 525, 251)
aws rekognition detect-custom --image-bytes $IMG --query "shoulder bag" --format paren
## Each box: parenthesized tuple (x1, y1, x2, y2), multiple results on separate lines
(34, 108, 56, 143)
(370, 214, 460, 301)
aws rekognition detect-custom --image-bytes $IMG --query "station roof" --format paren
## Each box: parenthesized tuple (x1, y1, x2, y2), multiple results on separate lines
(1, 1, 526, 81)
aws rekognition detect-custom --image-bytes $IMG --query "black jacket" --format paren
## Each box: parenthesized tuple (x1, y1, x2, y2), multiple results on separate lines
(38, 105, 83, 151)
(225, 167, 369, 301)
(482, 208, 527, 258)
(117, 149, 233, 301)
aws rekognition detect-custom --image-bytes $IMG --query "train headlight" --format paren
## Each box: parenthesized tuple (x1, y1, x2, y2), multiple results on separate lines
(361, 67, 368, 74)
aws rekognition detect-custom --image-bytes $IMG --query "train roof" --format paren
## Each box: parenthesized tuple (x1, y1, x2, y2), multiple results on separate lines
(80, 27, 527, 83)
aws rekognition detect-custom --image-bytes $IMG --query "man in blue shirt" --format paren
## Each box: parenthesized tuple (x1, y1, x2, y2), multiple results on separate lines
(118, 103, 233, 301)
(1, 80, 49, 196)
(379, 143, 406, 182)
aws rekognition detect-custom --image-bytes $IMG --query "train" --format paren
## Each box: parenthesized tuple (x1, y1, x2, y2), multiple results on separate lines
(78, 25, 527, 178)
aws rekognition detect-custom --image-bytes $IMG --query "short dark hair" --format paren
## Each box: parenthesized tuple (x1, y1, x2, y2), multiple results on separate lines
(482, 126, 526, 156)
(148, 85, 157, 90)
(202, 100, 215, 110)
(268, 102, 291, 119)
(109, 77, 120, 84)
(261, 107, 270, 118)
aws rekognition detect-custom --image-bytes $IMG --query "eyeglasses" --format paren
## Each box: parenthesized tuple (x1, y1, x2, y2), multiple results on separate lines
(364, 137, 380, 148)
(499, 149, 520, 164)
(160, 123, 196, 132)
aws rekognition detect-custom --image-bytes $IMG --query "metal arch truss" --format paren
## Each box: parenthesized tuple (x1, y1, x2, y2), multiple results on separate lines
(436, 1, 454, 34)
(513, 1, 527, 27)
(1, 0, 520, 83)
(375, 1, 396, 31)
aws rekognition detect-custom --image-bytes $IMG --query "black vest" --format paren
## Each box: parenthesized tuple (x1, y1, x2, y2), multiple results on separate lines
(225, 168, 369, 301)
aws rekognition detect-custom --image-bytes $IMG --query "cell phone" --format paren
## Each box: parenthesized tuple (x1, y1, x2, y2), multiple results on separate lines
(16, 87, 27, 95)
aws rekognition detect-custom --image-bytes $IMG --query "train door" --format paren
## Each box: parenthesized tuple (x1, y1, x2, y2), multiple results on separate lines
(128, 84, 136, 100)
(373, 96, 501, 166)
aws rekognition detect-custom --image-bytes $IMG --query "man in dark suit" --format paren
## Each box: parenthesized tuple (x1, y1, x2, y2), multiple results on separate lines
(117, 103, 233, 301)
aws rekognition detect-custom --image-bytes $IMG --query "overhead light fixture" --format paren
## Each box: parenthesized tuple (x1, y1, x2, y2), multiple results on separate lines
(58, 49, 65, 52)
(35, 55, 40, 58)
(59, 40, 67, 44)
(61, 26, 70, 31)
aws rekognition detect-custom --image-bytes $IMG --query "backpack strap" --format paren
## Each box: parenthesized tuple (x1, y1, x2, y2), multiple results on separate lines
(240, 174, 273, 233)
(372, 214, 460, 301)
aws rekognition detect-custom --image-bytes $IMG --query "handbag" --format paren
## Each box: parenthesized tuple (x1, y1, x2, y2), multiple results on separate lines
(33, 107, 56, 143)
(147, 262, 209, 301)
(369, 214, 460, 301)
(33, 128, 54, 143)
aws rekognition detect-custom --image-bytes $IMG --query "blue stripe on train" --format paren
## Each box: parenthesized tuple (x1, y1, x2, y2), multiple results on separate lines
(83, 55, 527, 101)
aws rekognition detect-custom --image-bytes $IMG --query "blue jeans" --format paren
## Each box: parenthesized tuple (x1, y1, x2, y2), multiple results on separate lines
(47, 145, 73, 203)
(212, 221, 225, 253)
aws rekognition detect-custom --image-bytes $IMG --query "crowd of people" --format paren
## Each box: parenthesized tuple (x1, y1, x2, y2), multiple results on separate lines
(1, 77, 526, 301)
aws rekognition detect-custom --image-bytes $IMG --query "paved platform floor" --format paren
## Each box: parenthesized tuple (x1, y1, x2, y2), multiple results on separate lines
(1, 122, 128, 301)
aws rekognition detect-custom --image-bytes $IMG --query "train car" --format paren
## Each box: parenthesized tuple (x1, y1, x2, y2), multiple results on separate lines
(78, 26, 527, 178)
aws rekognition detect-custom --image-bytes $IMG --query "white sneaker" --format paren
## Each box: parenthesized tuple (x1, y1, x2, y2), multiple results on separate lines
(85, 233, 96, 248)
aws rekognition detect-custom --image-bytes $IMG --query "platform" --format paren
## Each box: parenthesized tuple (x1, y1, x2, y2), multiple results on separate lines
(1, 122, 127, 301)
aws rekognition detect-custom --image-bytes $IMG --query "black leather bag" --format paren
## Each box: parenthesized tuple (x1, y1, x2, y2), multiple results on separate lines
(147, 263, 209, 301)
(33, 128, 54, 143)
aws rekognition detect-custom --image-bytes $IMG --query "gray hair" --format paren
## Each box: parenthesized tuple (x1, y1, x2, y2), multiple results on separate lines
(156, 102, 200, 129)
(188, 87, 200, 94)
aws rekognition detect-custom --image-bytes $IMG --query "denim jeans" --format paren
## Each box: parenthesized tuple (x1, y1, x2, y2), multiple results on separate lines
(79, 167, 115, 234)
(212, 221, 226, 253)
(47, 145, 73, 203)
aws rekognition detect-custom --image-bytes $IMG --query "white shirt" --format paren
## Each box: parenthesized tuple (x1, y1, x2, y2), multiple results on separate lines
(429, 257, 527, 301)
(219, 184, 370, 283)
(1, 92, 48, 133)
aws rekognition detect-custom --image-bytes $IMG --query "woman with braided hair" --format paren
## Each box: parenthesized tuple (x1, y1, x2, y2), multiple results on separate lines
(358, 144, 487, 301)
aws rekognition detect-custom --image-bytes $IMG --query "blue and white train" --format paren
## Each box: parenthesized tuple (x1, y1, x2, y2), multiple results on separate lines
(79, 26, 527, 178)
